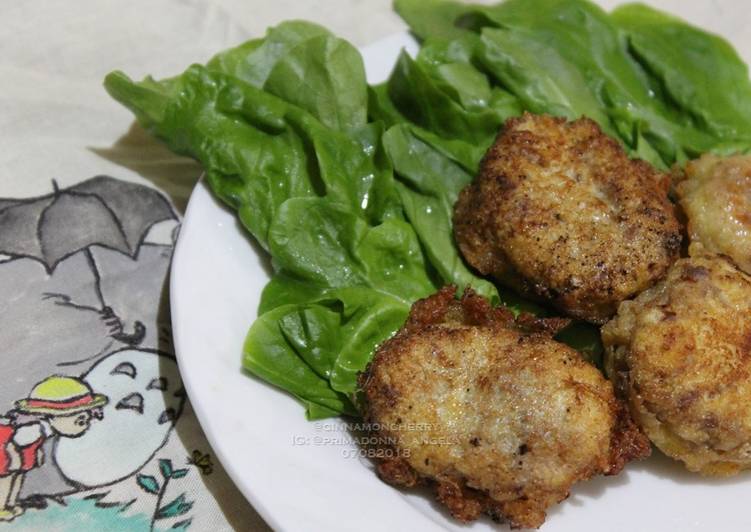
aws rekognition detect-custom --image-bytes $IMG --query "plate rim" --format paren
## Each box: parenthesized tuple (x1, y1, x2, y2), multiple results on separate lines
(169, 16, 751, 531)
(170, 31, 421, 532)
(171, 178, 286, 531)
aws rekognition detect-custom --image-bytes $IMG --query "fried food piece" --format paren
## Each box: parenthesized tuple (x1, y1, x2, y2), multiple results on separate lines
(359, 287, 649, 529)
(602, 250, 751, 475)
(454, 113, 681, 324)
(674, 153, 751, 274)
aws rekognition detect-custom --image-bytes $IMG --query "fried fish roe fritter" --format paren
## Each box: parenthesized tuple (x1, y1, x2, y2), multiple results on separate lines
(454, 113, 682, 324)
(602, 250, 751, 475)
(674, 153, 751, 274)
(359, 287, 649, 529)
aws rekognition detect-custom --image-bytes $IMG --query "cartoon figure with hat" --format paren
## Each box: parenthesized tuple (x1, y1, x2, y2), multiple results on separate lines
(0, 375, 108, 521)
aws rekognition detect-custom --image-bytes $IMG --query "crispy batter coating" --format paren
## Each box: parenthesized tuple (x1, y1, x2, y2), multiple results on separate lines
(359, 287, 649, 529)
(602, 250, 751, 475)
(674, 153, 751, 274)
(454, 113, 681, 324)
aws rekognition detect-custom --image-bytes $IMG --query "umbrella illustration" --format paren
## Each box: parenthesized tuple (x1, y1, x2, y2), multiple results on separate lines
(0, 176, 177, 345)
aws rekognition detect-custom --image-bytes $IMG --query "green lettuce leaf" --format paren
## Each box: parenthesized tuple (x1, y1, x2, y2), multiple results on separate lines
(243, 305, 357, 419)
(247, 287, 411, 402)
(393, 0, 731, 166)
(386, 50, 511, 143)
(106, 3, 751, 420)
(394, 0, 482, 41)
(383, 124, 499, 302)
(476, 27, 617, 136)
(207, 20, 368, 131)
(613, 3, 751, 150)
(267, 197, 435, 304)
(106, 22, 433, 417)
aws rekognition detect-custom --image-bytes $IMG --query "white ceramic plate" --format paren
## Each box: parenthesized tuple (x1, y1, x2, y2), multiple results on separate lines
(171, 9, 751, 531)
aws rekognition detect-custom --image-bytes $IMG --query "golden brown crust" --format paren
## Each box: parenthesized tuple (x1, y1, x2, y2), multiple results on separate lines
(608, 400, 652, 475)
(360, 287, 649, 529)
(454, 113, 681, 324)
(674, 153, 751, 274)
(602, 252, 751, 475)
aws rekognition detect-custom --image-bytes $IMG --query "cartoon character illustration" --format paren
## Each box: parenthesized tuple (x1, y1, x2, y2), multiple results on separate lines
(0, 176, 184, 513)
(0, 175, 177, 349)
(0, 376, 108, 521)
(54, 348, 185, 489)
(0, 175, 260, 530)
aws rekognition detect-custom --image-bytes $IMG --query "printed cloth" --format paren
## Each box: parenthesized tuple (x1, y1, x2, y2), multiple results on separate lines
(0, 1, 402, 530)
